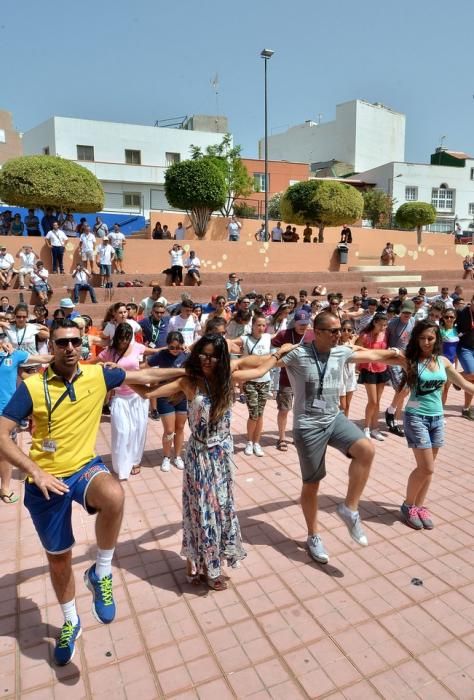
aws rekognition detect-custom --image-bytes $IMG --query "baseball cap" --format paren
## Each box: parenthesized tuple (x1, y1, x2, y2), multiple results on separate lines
(59, 298, 75, 309)
(400, 301, 415, 313)
(294, 310, 311, 324)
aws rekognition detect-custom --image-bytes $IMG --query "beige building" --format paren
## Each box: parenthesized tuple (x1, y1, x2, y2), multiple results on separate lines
(0, 110, 22, 165)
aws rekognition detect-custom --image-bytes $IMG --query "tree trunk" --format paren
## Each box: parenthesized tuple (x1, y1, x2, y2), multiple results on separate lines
(189, 208, 211, 239)
(416, 225, 422, 245)
(318, 225, 325, 243)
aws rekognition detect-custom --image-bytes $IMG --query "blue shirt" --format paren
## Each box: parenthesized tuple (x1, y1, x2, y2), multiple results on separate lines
(147, 348, 187, 369)
(139, 315, 170, 347)
(0, 350, 29, 414)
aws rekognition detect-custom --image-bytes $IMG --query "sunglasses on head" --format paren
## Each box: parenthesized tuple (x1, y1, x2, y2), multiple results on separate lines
(53, 337, 82, 348)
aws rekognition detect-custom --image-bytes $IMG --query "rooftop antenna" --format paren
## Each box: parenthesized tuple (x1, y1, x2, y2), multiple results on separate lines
(439, 134, 447, 149)
(317, 113, 323, 125)
(210, 73, 219, 130)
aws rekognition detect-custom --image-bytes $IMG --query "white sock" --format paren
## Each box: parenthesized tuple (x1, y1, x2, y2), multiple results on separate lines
(340, 502, 358, 515)
(95, 548, 114, 579)
(386, 406, 396, 415)
(61, 599, 79, 626)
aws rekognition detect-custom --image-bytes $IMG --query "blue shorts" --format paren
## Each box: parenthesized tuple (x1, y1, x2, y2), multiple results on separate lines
(457, 345, 474, 374)
(100, 263, 112, 277)
(157, 396, 187, 416)
(403, 413, 444, 449)
(24, 458, 109, 554)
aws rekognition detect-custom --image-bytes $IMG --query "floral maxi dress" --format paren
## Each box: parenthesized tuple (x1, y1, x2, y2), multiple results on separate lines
(181, 390, 246, 579)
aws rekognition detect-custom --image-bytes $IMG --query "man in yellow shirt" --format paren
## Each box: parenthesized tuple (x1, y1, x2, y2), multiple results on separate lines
(0, 320, 183, 665)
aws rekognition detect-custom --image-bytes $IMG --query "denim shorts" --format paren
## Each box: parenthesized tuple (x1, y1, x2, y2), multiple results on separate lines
(24, 457, 109, 554)
(99, 263, 112, 277)
(157, 396, 187, 416)
(457, 345, 474, 374)
(403, 413, 444, 449)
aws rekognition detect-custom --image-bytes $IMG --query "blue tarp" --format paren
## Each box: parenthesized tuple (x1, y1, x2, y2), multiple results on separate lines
(0, 207, 146, 236)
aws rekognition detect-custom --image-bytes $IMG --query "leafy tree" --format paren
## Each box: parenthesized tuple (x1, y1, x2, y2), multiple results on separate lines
(164, 158, 226, 238)
(190, 134, 254, 217)
(362, 188, 393, 228)
(0, 155, 104, 212)
(280, 180, 363, 242)
(395, 201, 436, 244)
(267, 192, 282, 220)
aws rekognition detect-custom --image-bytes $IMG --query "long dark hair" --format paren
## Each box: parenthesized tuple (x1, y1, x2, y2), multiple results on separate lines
(402, 320, 442, 389)
(111, 322, 133, 360)
(184, 333, 233, 423)
(361, 312, 387, 335)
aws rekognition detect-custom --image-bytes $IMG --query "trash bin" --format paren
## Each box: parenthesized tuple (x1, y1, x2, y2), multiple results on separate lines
(337, 243, 349, 264)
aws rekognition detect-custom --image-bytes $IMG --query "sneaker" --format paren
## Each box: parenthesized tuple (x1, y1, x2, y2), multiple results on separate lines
(462, 408, 474, 421)
(174, 456, 184, 470)
(150, 409, 160, 421)
(54, 618, 82, 666)
(244, 441, 254, 456)
(253, 443, 264, 457)
(307, 535, 329, 564)
(161, 457, 171, 472)
(336, 503, 368, 546)
(84, 565, 116, 624)
(417, 506, 434, 530)
(389, 424, 405, 437)
(385, 409, 395, 428)
(370, 430, 385, 441)
(363, 427, 371, 440)
(400, 503, 423, 530)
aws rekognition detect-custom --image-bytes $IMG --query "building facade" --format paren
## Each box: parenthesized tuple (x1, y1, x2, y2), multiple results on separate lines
(259, 99, 405, 174)
(22, 116, 228, 216)
(238, 158, 310, 218)
(0, 110, 23, 165)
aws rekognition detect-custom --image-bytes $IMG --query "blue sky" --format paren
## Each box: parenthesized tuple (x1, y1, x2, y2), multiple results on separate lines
(2, 0, 473, 164)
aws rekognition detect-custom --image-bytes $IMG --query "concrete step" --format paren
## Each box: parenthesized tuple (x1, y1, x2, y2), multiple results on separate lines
(377, 286, 439, 295)
(362, 275, 423, 284)
(348, 265, 406, 272)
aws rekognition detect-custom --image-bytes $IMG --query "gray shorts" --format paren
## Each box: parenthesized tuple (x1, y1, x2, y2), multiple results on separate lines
(293, 412, 365, 483)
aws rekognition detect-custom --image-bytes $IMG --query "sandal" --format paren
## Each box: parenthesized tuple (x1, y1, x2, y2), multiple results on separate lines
(276, 439, 288, 452)
(131, 466, 141, 475)
(0, 491, 19, 504)
(185, 574, 202, 586)
(207, 576, 228, 591)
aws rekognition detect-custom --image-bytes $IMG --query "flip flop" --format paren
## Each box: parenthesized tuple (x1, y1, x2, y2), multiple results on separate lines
(0, 492, 19, 504)
(131, 466, 141, 475)
(206, 576, 228, 591)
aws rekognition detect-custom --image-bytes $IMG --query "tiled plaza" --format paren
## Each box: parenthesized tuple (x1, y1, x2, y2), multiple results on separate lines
(1, 386, 473, 699)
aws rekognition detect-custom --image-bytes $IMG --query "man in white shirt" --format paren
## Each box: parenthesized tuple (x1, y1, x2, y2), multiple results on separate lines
(30, 261, 50, 304)
(271, 221, 283, 242)
(96, 238, 115, 287)
(93, 216, 108, 239)
(0, 246, 16, 288)
(108, 224, 126, 274)
(174, 222, 186, 240)
(227, 215, 242, 242)
(184, 250, 201, 286)
(72, 264, 97, 303)
(139, 285, 168, 316)
(428, 287, 454, 310)
(168, 299, 201, 345)
(45, 222, 68, 273)
(79, 225, 96, 273)
(15, 245, 37, 288)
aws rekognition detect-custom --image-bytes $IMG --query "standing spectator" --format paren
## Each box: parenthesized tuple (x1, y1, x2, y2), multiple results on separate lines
(41, 207, 57, 236)
(72, 263, 97, 303)
(174, 221, 186, 240)
(0, 211, 12, 235)
(454, 222, 463, 244)
(167, 298, 201, 345)
(282, 225, 294, 242)
(62, 213, 77, 238)
(260, 293, 275, 317)
(207, 296, 231, 324)
(30, 261, 51, 305)
(428, 287, 454, 309)
(169, 243, 184, 286)
(391, 287, 409, 315)
(462, 255, 473, 280)
(227, 214, 242, 241)
(76, 217, 87, 236)
(384, 301, 415, 436)
(296, 290, 309, 311)
(226, 273, 242, 301)
(9, 213, 24, 237)
(96, 237, 115, 287)
(360, 286, 370, 309)
(93, 216, 108, 239)
(184, 250, 201, 285)
(456, 294, 474, 420)
(162, 225, 172, 240)
(152, 221, 163, 239)
(0, 296, 14, 313)
(0, 245, 16, 289)
(24, 209, 41, 237)
(303, 223, 313, 243)
(45, 221, 68, 274)
(108, 224, 126, 274)
(16, 244, 37, 288)
(339, 320, 357, 417)
(291, 226, 300, 241)
(271, 221, 283, 242)
(355, 314, 389, 440)
(255, 222, 266, 241)
(340, 224, 352, 243)
(139, 285, 168, 317)
(79, 224, 96, 273)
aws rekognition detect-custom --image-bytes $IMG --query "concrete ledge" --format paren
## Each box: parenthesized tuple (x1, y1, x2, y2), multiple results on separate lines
(348, 265, 406, 272)
(362, 275, 422, 283)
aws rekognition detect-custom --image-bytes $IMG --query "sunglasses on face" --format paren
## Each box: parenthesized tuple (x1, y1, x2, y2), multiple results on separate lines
(198, 353, 218, 363)
(53, 337, 82, 348)
(444, 315, 455, 319)
(319, 328, 342, 335)
(15, 315, 28, 319)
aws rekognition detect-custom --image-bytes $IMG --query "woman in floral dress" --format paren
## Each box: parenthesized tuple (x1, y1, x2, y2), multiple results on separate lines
(141, 333, 292, 590)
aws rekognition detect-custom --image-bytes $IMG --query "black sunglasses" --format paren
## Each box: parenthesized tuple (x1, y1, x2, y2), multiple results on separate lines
(53, 337, 82, 348)
(319, 328, 342, 335)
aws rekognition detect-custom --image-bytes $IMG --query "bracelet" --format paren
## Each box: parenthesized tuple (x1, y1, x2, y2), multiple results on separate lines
(273, 353, 282, 361)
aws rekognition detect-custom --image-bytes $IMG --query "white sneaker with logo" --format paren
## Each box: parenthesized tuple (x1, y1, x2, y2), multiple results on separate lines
(174, 457, 185, 470)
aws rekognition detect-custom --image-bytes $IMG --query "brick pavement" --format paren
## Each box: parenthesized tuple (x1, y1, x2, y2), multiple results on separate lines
(0, 385, 473, 699)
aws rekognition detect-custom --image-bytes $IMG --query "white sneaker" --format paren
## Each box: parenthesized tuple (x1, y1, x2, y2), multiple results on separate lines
(371, 430, 385, 441)
(161, 457, 171, 472)
(174, 457, 184, 470)
(244, 441, 254, 456)
(253, 443, 264, 457)
(363, 427, 371, 440)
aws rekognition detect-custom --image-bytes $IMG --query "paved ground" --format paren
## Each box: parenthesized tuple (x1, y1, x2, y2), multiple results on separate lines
(1, 385, 473, 699)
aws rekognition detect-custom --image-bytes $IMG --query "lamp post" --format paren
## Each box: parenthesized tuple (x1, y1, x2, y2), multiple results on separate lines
(260, 48, 274, 240)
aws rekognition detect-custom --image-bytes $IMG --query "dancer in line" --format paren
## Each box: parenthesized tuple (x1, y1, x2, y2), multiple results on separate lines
(338, 319, 357, 417)
(355, 313, 389, 440)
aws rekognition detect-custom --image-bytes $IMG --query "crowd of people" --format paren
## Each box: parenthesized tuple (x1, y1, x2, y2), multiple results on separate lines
(0, 271, 473, 667)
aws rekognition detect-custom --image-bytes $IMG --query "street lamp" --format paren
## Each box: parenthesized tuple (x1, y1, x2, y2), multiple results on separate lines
(260, 48, 274, 240)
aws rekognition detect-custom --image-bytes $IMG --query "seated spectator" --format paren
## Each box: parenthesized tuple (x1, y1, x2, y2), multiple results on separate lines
(15, 244, 37, 289)
(462, 255, 473, 280)
(9, 213, 24, 236)
(381, 242, 396, 265)
(139, 285, 168, 316)
(0, 295, 14, 313)
(184, 250, 201, 285)
(24, 209, 41, 237)
(0, 245, 16, 289)
(226, 273, 242, 301)
(59, 298, 80, 320)
(30, 261, 51, 304)
(282, 225, 295, 242)
(72, 263, 97, 303)
(162, 225, 172, 239)
(41, 207, 57, 237)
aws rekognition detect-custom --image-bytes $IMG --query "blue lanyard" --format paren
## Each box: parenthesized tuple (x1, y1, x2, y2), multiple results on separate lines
(310, 344, 328, 399)
(43, 369, 80, 435)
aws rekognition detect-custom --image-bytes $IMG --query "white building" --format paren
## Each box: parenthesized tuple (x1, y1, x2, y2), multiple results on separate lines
(22, 115, 229, 216)
(348, 149, 474, 232)
(259, 99, 405, 173)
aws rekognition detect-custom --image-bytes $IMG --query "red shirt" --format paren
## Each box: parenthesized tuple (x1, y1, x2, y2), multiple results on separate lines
(271, 327, 315, 387)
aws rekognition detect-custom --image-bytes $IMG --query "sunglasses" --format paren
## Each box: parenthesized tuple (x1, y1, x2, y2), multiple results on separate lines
(53, 337, 82, 348)
(444, 315, 455, 319)
(15, 315, 28, 319)
(319, 328, 342, 335)
(198, 353, 218, 363)
(341, 328, 354, 333)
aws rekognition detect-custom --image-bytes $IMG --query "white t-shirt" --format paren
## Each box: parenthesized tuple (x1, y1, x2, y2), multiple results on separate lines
(108, 231, 125, 249)
(170, 249, 184, 267)
(7, 323, 40, 355)
(271, 226, 283, 241)
(174, 226, 185, 240)
(30, 269, 49, 285)
(46, 229, 68, 246)
(0, 253, 14, 270)
(97, 244, 114, 265)
(140, 295, 168, 316)
(73, 269, 90, 284)
(168, 314, 201, 345)
(18, 251, 37, 269)
(241, 333, 273, 383)
(80, 232, 96, 253)
(102, 319, 141, 345)
(227, 221, 241, 239)
(184, 256, 200, 269)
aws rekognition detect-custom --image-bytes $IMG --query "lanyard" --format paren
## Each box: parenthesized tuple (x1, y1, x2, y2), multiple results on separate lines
(15, 326, 27, 348)
(43, 370, 79, 435)
(291, 330, 306, 345)
(151, 320, 161, 344)
(394, 319, 409, 342)
(310, 344, 329, 399)
(247, 335, 262, 355)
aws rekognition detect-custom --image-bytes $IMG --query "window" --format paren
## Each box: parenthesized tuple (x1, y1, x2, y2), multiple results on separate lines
(76, 144, 94, 161)
(125, 149, 141, 165)
(43, 146, 50, 155)
(405, 186, 418, 201)
(165, 152, 180, 167)
(0, 129, 5, 143)
(253, 172, 269, 192)
(469, 203, 474, 216)
(123, 192, 141, 208)
(471, 167, 474, 180)
(431, 187, 454, 211)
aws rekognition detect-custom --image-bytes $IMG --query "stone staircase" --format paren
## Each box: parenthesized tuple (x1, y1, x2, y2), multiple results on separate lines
(348, 262, 438, 295)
